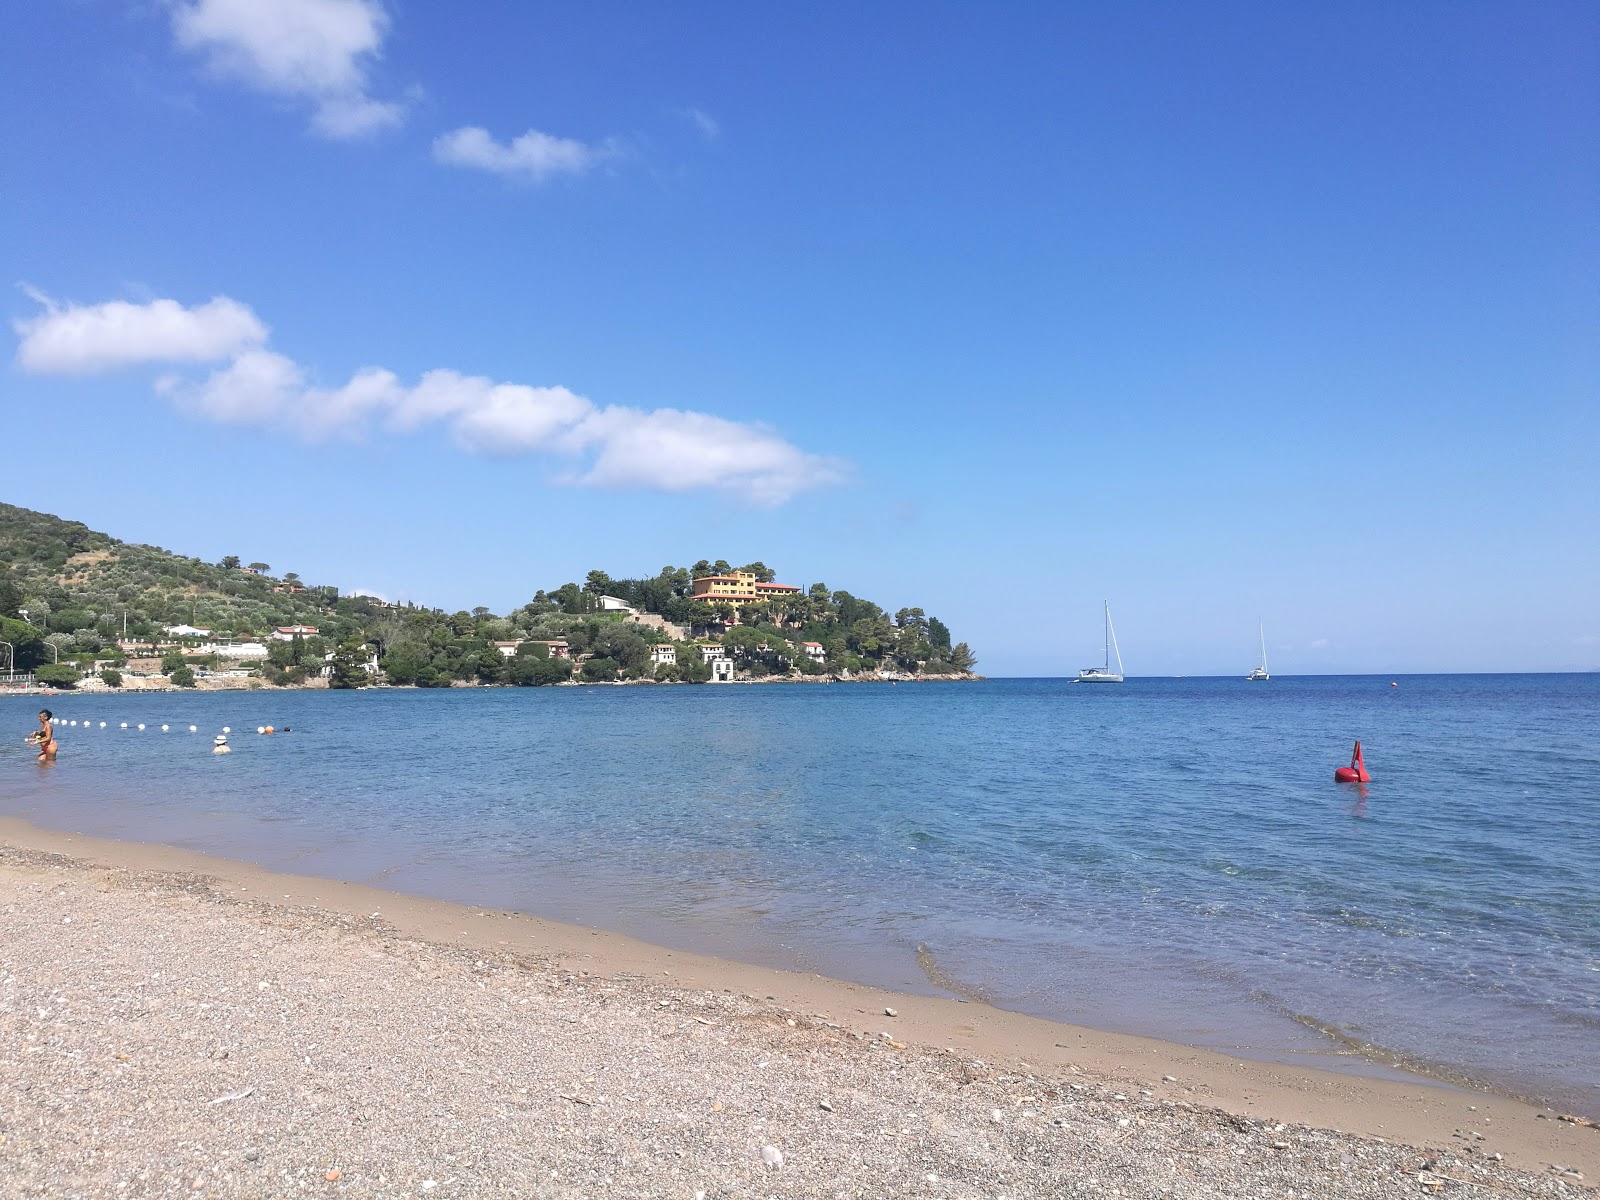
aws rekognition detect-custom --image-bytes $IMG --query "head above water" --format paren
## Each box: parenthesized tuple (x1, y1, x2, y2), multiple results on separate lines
(38, 709, 52, 721)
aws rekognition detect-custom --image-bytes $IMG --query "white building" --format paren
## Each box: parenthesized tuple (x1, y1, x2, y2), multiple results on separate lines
(597, 595, 634, 612)
(200, 642, 269, 660)
(801, 641, 826, 662)
(697, 644, 725, 663)
(271, 625, 319, 641)
(163, 624, 211, 638)
(711, 657, 734, 682)
(320, 645, 380, 679)
(493, 640, 523, 659)
(650, 644, 676, 665)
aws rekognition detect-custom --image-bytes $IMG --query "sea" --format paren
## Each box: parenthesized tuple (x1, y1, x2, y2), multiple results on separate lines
(3, 675, 1597, 1115)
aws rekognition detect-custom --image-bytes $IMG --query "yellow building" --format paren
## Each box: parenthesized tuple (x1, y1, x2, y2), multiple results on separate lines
(690, 570, 801, 606)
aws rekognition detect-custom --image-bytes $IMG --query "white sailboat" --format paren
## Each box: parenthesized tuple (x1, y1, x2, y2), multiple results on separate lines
(1247, 621, 1269, 681)
(1074, 602, 1125, 683)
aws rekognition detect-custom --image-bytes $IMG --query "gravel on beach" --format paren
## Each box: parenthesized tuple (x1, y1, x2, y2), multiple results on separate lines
(1, 846, 1589, 1199)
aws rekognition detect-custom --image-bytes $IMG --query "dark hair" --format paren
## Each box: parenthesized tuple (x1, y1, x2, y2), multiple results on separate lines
(39, 709, 53, 719)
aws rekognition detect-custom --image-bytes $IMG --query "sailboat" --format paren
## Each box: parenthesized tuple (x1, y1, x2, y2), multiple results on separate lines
(1247, 621, 1270, 681)
(1074, 602, 1125, 683)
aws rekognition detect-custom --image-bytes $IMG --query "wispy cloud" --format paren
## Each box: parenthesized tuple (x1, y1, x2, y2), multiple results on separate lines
(169, 0, 405, 138)
(13, 289, 267, 373)
(684, 107, 720, 140)
(432, 126, 617, 182)
(16, 292, 845, 505)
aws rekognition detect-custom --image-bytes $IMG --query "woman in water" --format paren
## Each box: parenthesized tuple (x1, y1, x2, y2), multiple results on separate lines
(27, 709, 57, 763)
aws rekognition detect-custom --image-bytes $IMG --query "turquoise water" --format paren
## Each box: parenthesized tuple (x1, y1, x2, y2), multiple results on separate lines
(4, 675, 1597, 1113)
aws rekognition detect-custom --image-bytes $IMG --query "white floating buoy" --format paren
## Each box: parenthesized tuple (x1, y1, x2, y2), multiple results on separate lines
(161, 724, 170, 732)
(137, 724, 145, 731)
(257, 726, 265, 734)
(120, 722, 128, 729)
(189, 725, 197, 733)
(70, 720, 78, 726)
(99, 722, 106, 728)
(222, 726, 231, 734)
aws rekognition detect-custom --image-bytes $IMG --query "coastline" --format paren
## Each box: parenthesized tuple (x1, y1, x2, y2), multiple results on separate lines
(2, 815, 1594, 1193)
(2, 672, 986, 697)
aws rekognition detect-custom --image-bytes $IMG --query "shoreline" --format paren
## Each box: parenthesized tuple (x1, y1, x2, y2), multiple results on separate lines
(2, 814, 1595, 1187)
(1, 672, 987, 697)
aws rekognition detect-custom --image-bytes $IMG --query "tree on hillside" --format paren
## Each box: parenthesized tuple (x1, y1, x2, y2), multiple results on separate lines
(928, 617, 952, 655)
(949, 643, 977, 672)
(169, 665, 196, 688)
(581, 655, 619, 681)
(220, 556, 240, 570)
(36, 663, 80, 689)
(328, 640, 372, 689)
(739, 562, 776, 583)
(160, 649, 186, 675)
(584, 570, 614, 595)
(0, 570, 23, 619)
(248, 563, 270, 573)
(508, 653, 568, 686)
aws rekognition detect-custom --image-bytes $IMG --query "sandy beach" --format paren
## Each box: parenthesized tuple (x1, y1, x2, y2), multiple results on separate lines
(1, 818, 1593, 1198)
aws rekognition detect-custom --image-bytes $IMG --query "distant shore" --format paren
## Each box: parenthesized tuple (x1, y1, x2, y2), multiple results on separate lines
(1, 815, 1594, 1195)
(3, 670, 986, 697)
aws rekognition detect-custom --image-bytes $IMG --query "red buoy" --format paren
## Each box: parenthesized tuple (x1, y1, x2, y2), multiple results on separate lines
(1334, 740, 1371, 783)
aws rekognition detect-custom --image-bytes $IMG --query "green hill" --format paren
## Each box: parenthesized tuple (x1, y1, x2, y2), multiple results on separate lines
(0, 501, 348, 645)
(0, 504, 975, 685)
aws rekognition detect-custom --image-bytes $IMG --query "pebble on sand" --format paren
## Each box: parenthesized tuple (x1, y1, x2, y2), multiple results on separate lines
(761, 1145, 784, 1170)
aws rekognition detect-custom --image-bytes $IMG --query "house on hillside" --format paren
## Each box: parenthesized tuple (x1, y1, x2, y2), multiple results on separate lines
(711, 657, 734, 682)
(650, 644, 676, 665)
(801, 641, 826, 662)
(493, 641, 523, 659)
(527, 640, 571, 658)
(320, 646, 380, 679)
(597, 595, 634, 612)
(697, 644, 725, 663)
(690, 571, 802, 607)
(271, 624, 319, 641)
(163, 624, 211, 638)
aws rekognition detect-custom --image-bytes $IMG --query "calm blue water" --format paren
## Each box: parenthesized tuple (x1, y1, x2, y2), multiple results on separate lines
(4, 676, 1597, 1113)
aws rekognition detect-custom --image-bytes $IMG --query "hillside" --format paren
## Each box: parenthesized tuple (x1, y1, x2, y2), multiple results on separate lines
(0, 501, 350, 642)
(0, 504, 975, 686)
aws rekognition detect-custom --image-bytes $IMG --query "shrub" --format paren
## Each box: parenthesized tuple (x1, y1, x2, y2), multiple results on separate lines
(169, 665, 196, 688)
(581, 655, 619, 682)
(35, 663, 80, 688)
(99, 668, 123, 688)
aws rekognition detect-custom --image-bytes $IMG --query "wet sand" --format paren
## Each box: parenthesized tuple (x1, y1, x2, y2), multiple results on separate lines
(1, 816, 1595, 1197)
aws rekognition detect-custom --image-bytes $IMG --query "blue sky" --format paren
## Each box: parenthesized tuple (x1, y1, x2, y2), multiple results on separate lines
(3, 1, 1596, 676)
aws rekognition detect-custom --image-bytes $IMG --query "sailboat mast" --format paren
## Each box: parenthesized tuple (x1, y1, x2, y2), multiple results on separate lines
(1104, 601, 1110, 671)
(1259, 621, 1268, 674)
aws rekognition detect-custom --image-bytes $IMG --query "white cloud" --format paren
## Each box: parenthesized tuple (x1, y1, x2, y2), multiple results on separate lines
(158, 347, 303, 421)
(568, 407, 845, 505)
(14, 292, 268, 374)
(170, 0, 404, 138)
(70, 292, 844, 504)
(433, 126, 614, 181)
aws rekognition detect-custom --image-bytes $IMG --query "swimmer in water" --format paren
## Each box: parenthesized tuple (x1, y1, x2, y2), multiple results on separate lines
(212, 734, 231, 755)
(27, 709, 58, 763)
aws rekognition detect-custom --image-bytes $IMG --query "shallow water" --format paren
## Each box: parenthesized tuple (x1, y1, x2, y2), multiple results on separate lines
(4, 675, 1597, 1113)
